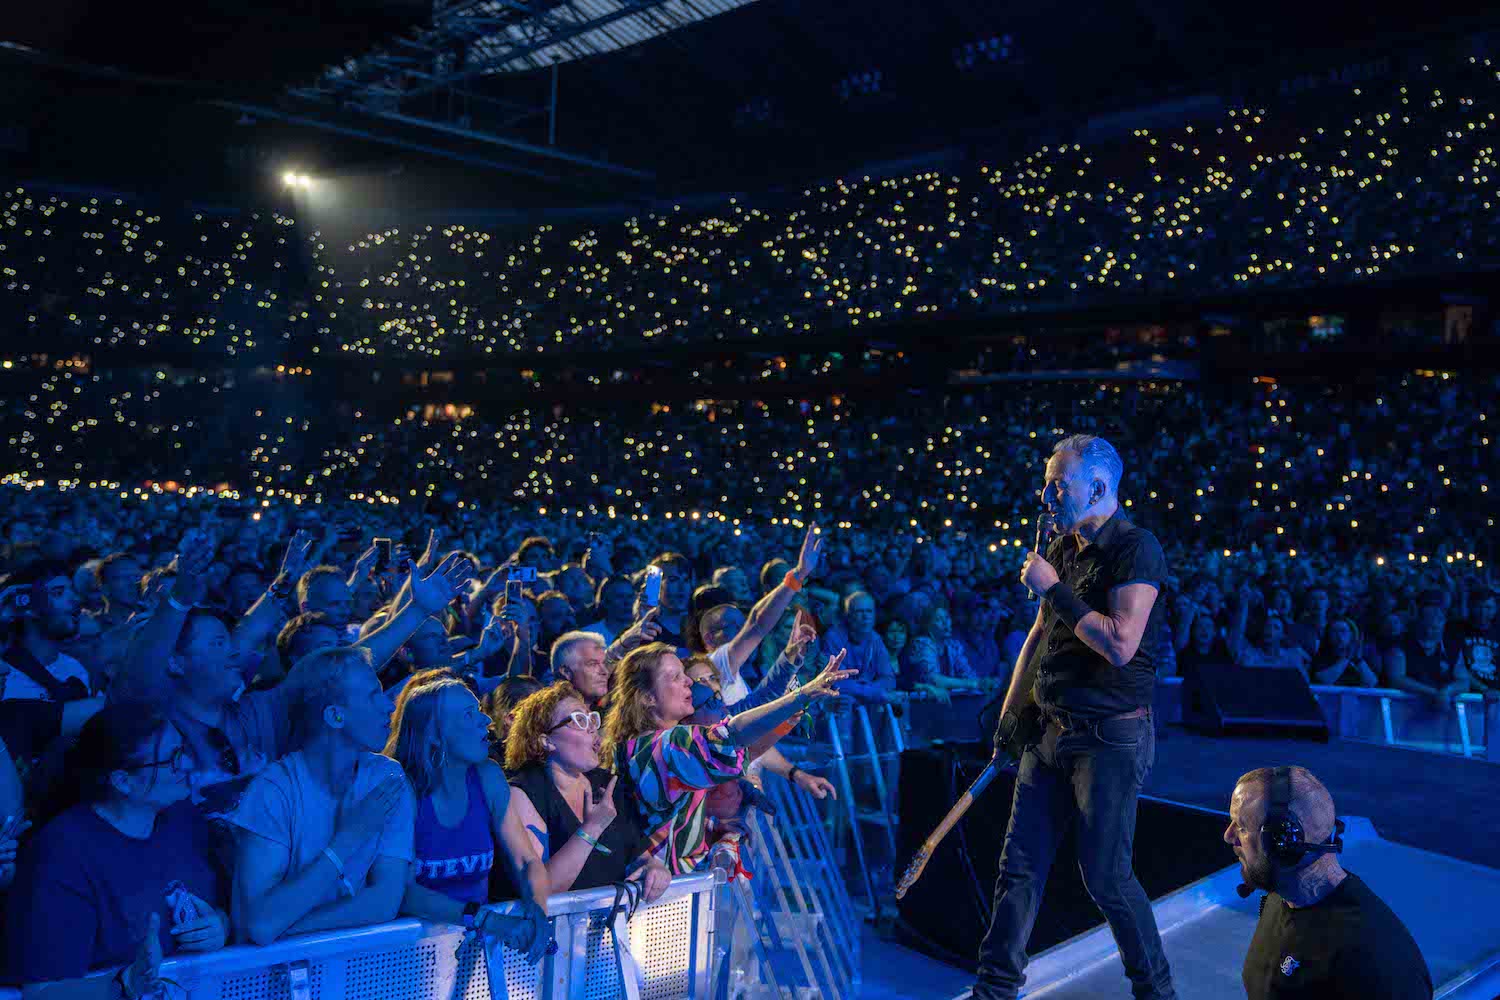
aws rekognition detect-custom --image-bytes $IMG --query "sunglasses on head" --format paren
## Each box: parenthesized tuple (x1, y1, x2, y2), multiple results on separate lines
(547, 710, 602, 734)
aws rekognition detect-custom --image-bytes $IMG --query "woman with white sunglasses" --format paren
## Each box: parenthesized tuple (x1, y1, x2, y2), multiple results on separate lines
(502, 682, 670, 900)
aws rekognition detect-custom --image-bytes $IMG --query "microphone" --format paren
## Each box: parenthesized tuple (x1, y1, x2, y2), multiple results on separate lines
(1236, 882, 1254, 899)
(1027, 510, 1052, 602)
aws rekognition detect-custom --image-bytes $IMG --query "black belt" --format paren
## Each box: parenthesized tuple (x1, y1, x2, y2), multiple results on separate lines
(1045, 705, 1151, 732)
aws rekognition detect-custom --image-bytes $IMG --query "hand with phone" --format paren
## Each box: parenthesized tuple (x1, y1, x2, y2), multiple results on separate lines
(617, 608, 663, 653)
(353, 538, 389, 582)
(583, 532, 614, 578)
(643, 566, 662, 609)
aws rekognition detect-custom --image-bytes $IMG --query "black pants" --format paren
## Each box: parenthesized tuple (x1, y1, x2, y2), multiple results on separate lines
(972, 713, 1176, 1000)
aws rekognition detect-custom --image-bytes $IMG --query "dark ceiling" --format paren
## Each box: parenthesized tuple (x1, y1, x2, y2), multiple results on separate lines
(3, 0, 1497, 207)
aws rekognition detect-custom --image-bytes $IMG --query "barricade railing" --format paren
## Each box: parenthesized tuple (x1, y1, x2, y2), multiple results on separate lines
(1154, 676, 1498, 762)
(5, 873, 718, 1000)
(701, 775, 861, 999)
(814, 702, 905, 917)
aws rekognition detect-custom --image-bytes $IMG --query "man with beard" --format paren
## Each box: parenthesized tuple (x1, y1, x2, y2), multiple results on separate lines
(1225, 766, 1430, 999)
(969, 434, 1176, 1000)
(1, 561, 104, 741)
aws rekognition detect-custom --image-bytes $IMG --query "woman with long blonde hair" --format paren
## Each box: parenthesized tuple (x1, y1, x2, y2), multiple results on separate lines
(602, 641, 854, 874)
(384, 677, 550, 961)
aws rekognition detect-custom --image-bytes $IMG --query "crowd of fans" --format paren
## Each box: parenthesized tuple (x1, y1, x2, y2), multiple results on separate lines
(0, 498, 873, 993)
(0, 36, 1498, 999)
(0, 384, 1496, 975)
(5, 54, 1500, 360)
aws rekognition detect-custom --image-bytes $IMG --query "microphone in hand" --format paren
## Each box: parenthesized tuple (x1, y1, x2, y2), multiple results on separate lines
(1027, 510, 1052, 602)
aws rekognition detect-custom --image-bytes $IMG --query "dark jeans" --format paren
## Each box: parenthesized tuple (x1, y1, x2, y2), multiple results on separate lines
(972, 713, 1176, 1000)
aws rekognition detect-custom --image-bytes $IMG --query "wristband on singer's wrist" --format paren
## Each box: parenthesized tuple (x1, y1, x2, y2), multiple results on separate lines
(1043, 581, 1093, 631)
(783, 570, 804, 592)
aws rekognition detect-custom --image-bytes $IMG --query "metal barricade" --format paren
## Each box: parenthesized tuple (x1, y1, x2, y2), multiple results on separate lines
(1154, 676, 1496, 761)
(2, 875, 718, 1000)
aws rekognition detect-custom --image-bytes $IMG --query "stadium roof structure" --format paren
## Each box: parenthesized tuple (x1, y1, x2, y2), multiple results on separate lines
(297, 0, 763, 93)
(272, 0, 769, 182)
(5, 0, 1499, 204)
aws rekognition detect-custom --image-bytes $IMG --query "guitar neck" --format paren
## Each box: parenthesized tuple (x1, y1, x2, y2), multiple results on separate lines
(923, 760, 1001, 851)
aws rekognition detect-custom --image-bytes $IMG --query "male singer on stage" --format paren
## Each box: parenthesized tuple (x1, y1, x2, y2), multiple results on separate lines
(970, 434, 1177, 1000)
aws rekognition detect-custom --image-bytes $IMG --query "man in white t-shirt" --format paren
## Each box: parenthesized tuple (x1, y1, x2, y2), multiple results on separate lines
(0, 561, 103, 740)
(230, 646, 415, 945)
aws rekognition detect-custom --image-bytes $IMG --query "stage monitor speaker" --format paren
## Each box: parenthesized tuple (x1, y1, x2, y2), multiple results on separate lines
(1182, 663, 1329, 740)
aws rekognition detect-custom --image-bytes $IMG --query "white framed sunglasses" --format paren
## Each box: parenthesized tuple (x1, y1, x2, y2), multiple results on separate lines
(547, 710, 602, 734)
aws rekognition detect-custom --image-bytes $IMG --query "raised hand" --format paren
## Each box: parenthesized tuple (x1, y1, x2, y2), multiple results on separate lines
(416, 529, 440, 570)
(352, 542, 380, 581)
(784, 615, 818, 661)
(797, 648, 858, 702)
(473, 611, 511, 661)
(618, 608, 663, 652)
(583, 534, 614, 578)
(170, 528, 220, 606)
(794, 523, 824, 581)
(276, 530, 318, 588)
(410, 553, 476, 615)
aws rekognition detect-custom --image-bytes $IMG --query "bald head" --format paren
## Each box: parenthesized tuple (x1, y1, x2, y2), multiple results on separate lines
(1233, 766, 1338, 845)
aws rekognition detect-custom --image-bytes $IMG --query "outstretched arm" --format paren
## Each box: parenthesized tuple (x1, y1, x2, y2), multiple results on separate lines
(356, 554, 475, 671)
(716, 524, 823, 674)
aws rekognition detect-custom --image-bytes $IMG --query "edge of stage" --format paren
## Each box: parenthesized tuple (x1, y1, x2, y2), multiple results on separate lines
(875, 727, 1500, 999)
(1143, 727, 1500, 871)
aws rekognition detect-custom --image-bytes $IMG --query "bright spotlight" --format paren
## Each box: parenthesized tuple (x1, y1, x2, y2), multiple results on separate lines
(282, 171, 315, 189)
(282, 171, 299, 187)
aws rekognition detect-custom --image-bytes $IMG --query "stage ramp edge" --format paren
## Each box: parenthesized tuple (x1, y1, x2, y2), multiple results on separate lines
(1005, 816, 1500, 1000)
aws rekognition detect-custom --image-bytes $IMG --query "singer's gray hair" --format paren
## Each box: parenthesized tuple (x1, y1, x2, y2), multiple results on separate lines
(1052, 434, 1123, 495)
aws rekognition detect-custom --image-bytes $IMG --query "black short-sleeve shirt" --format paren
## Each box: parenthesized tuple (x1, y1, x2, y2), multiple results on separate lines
(1031, 509, 1168, 719)
(1242, 873, 1432, 999)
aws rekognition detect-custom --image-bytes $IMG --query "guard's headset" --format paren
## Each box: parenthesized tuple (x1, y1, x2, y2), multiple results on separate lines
(1260, 765, 1345, 868)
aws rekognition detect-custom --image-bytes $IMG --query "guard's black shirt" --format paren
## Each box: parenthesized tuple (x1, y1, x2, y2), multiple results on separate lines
(1031, 509, 1167, 719)
(1243, 873, 1431, 999)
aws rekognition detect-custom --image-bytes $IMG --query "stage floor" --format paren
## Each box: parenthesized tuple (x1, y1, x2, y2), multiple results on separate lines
(862, 830, 1500, 999)
(865, 729, 1500, 999)
(1143, 727, 1500, 870)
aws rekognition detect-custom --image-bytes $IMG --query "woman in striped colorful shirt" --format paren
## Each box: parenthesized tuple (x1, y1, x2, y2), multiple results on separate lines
(602, 642, 853, 875)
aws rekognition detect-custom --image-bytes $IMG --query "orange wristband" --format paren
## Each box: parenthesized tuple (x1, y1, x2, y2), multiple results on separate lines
(783, 570, 803, 592)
